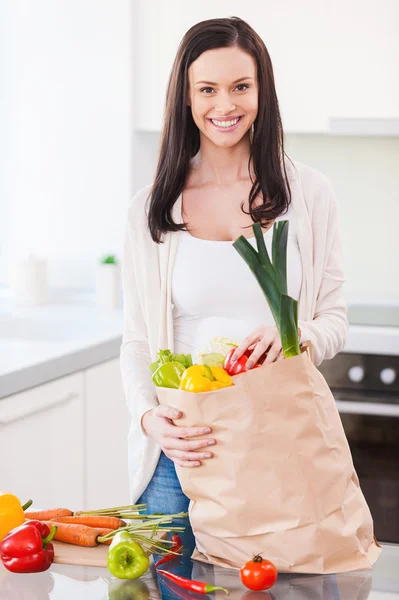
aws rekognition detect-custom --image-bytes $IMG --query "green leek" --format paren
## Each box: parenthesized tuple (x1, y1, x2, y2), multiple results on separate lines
(233, 221, 300, 359)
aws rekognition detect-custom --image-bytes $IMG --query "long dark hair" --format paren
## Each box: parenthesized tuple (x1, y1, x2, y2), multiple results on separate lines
(147, 16, 292, 243)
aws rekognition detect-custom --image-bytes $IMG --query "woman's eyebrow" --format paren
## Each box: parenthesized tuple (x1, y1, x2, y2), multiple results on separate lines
(195, 76, 254, 85)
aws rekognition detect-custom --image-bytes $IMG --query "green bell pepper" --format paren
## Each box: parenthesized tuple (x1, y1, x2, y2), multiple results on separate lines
(107, 531, 149, 580)
(108, 579, 150, 600)
(152, 361, 185, 389)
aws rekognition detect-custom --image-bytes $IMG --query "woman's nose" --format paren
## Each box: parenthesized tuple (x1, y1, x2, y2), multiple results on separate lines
(215, 95, 236, 115)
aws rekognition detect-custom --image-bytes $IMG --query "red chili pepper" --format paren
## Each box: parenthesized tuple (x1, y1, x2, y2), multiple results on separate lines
(0, 519, 57, 573)
(157, 569, 229, 595)
(161, 577, 209, 600)
(154, 534, 183, 568)
(224, 348, 265, 376)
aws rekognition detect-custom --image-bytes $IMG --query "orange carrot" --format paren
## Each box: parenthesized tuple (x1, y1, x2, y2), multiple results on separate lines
(95, 527, 115, 545)
(25, 508, 73, 521)
(44, 521, 102, 547)
(49, 515, 125, 529)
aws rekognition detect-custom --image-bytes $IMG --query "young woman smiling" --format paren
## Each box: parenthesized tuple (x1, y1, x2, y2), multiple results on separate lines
(120, 17, 349, 558)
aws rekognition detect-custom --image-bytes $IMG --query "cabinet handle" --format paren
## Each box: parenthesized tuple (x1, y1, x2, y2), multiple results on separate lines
(335, 399, 399, 418)
(0, 392, 80, 425)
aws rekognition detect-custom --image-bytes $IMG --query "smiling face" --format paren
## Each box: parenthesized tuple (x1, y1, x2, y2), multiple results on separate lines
(187, 46, 258, 148)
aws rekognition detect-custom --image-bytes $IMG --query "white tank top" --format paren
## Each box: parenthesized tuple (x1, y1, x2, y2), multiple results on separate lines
(172, 202, 302, 359)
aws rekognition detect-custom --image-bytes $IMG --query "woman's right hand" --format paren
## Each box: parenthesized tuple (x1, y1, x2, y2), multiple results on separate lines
(141, 405, 216, 468)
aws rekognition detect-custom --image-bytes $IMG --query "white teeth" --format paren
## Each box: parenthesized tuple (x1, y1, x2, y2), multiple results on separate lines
(211, 117, 240, 128)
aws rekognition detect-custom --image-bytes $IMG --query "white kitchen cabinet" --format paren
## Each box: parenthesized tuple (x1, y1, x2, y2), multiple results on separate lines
(0, 373, 84, 510)
(85, 358, 131, 510)
(135, 0, 399, 134)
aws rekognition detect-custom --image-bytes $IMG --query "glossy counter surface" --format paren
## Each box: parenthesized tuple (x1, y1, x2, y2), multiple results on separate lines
(0, 542, 397, 600)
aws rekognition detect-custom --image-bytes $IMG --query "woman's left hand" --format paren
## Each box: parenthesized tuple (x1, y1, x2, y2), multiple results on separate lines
(231, 325, 302, 368)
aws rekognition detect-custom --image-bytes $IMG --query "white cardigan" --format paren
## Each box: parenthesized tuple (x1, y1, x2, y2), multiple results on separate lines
(119, 157, 349, 504)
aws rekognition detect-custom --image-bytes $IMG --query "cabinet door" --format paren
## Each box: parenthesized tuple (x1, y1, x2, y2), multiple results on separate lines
(325, 2, 399, 122)
(135, 1, 331, 133)
(255, 2, 399, 130)
(0, 373, 84, 510)
(135, 0, 399, 133)
(85, 358, 130, 510)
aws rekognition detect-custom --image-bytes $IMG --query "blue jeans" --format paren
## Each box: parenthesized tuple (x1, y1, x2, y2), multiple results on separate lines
(137, 451, 197, 584)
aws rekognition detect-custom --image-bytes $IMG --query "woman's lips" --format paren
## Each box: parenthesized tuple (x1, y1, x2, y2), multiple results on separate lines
(207, 116, 243, 132)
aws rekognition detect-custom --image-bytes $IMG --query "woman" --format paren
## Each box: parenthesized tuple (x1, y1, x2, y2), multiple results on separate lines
(120, 17, 348, 560)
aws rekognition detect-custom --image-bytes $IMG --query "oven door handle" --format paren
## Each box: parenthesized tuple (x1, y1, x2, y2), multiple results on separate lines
(335, 399, 399, 417)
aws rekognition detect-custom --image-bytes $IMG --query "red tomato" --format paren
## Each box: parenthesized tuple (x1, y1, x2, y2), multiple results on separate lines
(242, 592, 274, 600)
(240, 555, 278, 591)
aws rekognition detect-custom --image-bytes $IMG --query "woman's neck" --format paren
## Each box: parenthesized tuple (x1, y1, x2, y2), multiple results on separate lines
(190, 135, 254, 187)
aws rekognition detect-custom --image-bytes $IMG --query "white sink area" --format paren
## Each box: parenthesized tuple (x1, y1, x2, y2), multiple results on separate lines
(0, 288, 124, 383)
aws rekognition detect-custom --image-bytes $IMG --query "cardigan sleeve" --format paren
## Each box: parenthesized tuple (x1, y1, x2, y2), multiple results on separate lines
(119, 197, 158, 435)
(297, 185, 349, 366)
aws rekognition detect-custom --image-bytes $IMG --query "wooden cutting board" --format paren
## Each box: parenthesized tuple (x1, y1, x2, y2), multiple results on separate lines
(53, 530, 167, 567)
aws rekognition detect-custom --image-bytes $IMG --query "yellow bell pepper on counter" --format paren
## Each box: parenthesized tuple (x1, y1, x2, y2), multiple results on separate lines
(0, 492, 33, 541)
(179, 364, 234, 393)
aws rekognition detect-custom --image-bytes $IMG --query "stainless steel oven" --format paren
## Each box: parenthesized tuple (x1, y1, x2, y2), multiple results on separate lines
(318, 350, 399, 543)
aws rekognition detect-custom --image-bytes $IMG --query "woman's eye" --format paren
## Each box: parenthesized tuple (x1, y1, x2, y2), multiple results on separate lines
(200, 87, 214, 94)
(199, 84, 249, 94)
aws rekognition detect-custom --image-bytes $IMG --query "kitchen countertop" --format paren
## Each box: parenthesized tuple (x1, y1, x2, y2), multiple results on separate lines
(0, 288, 124, 399)
(1, 287, 399, 399)
(0, 542, 398, 599)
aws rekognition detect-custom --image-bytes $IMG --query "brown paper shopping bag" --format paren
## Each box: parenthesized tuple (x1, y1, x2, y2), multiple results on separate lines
(156, 343, 381, 574)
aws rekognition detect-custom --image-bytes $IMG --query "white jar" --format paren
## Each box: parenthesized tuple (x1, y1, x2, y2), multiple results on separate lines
(95, 262, 121, 310)
(12, 255, 48, 306)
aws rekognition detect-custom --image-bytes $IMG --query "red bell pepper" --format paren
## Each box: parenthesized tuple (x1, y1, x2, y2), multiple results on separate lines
(224, 347, 266, 376)
(0, 519, 57, 573)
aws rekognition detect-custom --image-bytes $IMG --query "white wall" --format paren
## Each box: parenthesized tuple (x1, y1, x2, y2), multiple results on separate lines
(1, 0, 134, 289)
(1, 1, 398, 306)
(132, 131, 399, 304)
(285, 135, 399, 303)
(0, 0, 8, 270)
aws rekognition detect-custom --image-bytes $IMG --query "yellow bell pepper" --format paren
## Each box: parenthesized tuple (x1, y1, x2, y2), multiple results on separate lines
(179, 364, 234, 393)
(0, 492, 32, 541)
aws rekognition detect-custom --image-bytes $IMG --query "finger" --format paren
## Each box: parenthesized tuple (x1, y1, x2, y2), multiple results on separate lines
(163, 423, 213, 438)
(167, 449, 214, 462)
(232, 329, 262, 361)
(162, 437, 216, 452)
(247, 343, 270, 367)
(276, 349, 285, 362)
(173, 459, 202, 468)
(164, 450, 202, 467)
(246, 334, 276, 367)
(264, 341, 282, 364)
(155, 405, 182, 420)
